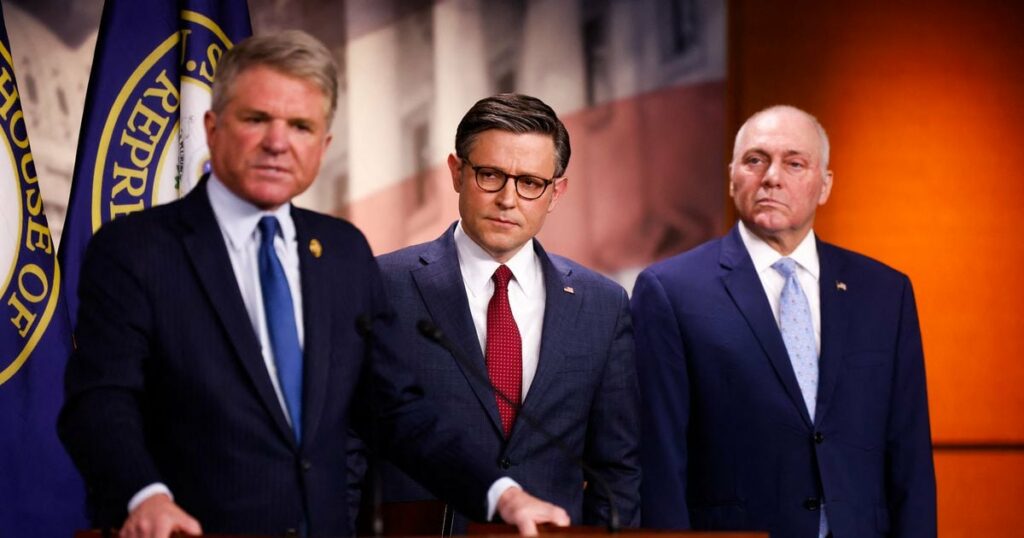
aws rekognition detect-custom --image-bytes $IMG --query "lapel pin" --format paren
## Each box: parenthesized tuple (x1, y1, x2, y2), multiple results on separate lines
(563, 286, 575, 294)
(309, 239, 322, 258)
(836, 281, 847, 291)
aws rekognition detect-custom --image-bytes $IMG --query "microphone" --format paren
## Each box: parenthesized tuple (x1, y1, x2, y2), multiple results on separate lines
(356, 312, 388, 537)
(416, 319, 622, 533)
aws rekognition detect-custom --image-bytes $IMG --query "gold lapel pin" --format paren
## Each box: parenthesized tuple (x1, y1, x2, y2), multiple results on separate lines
(563, 286, 575, 294)
(836, 281, 847, 291)
(309, 239, 322, 258)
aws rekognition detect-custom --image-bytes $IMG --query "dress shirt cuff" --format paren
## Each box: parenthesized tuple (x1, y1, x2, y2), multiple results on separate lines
(128, 483, 173, 513)
(486, 477, 521, 522)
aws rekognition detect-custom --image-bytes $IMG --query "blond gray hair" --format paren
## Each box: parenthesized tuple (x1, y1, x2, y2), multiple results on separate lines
(211, 30, 338, 123)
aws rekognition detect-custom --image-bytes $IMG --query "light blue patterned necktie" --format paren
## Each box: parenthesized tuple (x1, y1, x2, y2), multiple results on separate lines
(772, 257, 828, 538)
(772, 257, 818, 419)
(258, 216, 303, 442)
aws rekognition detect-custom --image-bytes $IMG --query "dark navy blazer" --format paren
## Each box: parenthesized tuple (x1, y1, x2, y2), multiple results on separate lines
(631, 225, 936, 537)
(375, 224, 641, 529)
(59, 182, 500, 536)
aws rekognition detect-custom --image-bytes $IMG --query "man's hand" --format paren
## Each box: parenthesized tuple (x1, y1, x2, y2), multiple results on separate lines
(120, 493, 202, 538)
(497, 486, 570, 536)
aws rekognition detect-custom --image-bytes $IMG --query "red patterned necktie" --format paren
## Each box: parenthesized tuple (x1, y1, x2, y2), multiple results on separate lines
(486, 264, 522, 437)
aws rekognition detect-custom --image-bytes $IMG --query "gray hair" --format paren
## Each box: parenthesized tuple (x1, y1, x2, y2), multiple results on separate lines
(455, 93, 571, 177)
(733, 105, 830, 171)
(211, 30, 338, 124)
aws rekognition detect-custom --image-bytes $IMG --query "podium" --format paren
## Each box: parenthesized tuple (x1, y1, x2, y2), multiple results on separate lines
(468, 523, 766, 537)
(78, 529, 767, 538)
(78, 500, 767, 538)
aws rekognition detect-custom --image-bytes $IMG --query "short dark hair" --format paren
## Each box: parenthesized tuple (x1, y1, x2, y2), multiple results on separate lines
(454, 93, 571, 177)
(212, 30, 338, 124)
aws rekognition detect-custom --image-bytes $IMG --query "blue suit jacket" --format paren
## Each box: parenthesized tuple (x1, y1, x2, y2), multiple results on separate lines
(59, 182, 500, 536)
(631, 226, 936, 537)
(375, 224, 641, 528)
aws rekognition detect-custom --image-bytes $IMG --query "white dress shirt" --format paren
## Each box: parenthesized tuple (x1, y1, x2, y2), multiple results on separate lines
(129, 175, 304, 512)
(454, 221, 544, 518)
(737, 221, 822, 352)
(207, 174, 305, 416)
(738, 221, 829, 536)
(454, 221, 546, 397)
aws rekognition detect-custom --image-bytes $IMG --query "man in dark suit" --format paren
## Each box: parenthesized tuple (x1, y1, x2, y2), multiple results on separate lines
(631, 105, 936, 537)
(375, 94, 640, 531)
(59, 31, 568, 538)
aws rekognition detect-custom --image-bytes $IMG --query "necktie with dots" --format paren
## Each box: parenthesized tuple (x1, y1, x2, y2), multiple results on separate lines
(486, 264, 521, 438)
(772, 257, 829, 538)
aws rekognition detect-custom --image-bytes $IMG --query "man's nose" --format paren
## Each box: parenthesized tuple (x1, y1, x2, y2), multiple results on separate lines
(494, 177, 518, 208)
(261, 121, 288, 152)
(762, 161, 782, 187)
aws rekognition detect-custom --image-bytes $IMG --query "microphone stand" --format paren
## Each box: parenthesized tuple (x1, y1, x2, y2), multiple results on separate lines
(356, 314, 385, 538)
(417, 319, 622, 533)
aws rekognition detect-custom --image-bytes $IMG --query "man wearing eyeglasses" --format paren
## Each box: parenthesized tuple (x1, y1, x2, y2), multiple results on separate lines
(372, 93, 640, 532)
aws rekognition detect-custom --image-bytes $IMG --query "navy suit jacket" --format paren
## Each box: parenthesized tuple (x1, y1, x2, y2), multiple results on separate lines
(374, 224, 641, 528)
(631, 226, 936, 537)
(59, 182, 500, 536)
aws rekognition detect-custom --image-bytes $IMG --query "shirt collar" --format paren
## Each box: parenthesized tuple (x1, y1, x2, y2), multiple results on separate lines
(454, 221, 541, 298)
(737, 220, 820, 280)
(207, 173, 295, 250)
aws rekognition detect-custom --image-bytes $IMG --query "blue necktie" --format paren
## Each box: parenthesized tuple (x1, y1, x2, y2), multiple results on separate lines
(258, 216, 303, 441)
(772, 257, 828, 538)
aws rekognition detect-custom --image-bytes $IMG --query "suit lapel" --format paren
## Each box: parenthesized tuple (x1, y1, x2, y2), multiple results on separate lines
(412, 226, 504, 434)
(293, 208, 331, 447)
(813, 239, 846, 426)
(720, 227, 813, 426)
(508, 242, 580, 446)
(180, 181, 296, 445)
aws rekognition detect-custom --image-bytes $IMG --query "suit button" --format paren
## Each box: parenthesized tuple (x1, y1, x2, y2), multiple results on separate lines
(301, 459, 312, 472)
(814, 432, 825, 444)
(285, 529, 298, 537)
(499, 457, 512, 469)
(803, 497, 821, 511)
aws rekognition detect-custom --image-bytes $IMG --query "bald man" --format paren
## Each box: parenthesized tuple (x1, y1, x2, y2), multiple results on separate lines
(631, 105, 936, 537)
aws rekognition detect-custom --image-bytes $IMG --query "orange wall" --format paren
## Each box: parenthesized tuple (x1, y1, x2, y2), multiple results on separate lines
(729, 1, 1024, 534)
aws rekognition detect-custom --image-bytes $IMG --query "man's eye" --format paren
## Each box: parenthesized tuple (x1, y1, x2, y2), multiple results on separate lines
(479, 169, 501, 180)
(519, 177, 544, 189)
(745, 156, 763, 165)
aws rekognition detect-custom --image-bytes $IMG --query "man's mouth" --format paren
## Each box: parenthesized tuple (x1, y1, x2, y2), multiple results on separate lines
(486, 216, 518, 227)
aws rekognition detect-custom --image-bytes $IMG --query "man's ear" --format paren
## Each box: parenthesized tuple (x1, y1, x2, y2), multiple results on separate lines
(727, 163, 736, 198)
(204, 110, 217, 142)
(819, 169, 834, 206)
(448, 153, 463, 193)
(547, 177, 569, 213)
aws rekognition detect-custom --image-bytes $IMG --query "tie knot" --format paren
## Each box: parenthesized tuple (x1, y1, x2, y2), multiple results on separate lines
(772, 257, 798, 278)
(492, 264, 514, 289)
(258, 216, 281, 246)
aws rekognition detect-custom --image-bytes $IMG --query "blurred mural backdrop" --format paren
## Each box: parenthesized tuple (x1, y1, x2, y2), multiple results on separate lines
(6, 0, 726, 290)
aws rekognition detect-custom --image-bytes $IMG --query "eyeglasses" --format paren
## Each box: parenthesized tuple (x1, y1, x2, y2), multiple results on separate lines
(461, 158, 556, 200)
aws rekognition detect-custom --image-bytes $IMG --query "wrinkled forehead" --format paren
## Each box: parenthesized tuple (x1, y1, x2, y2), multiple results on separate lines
(734, 110, 823, 161)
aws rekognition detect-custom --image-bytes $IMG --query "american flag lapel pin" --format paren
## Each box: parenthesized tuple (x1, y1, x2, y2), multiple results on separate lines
(309, 239, 323, 258)
(836, 280, 847, 291)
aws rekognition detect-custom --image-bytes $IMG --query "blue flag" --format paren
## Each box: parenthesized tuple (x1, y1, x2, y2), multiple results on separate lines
(59, 0, 252, 325)
(0, 8, 87, 536)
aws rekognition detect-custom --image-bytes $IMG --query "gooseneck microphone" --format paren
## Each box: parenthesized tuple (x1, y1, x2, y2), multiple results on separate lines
(355, 312, 386, 537)
(416, 319, 622, 533)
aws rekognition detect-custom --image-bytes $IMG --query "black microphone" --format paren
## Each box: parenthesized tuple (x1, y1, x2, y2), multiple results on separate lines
(416, 319, 622, 533)
(355, 312, 387, 537)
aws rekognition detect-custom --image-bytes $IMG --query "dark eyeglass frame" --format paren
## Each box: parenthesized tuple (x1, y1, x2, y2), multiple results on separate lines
(461, 157, 557, 200)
